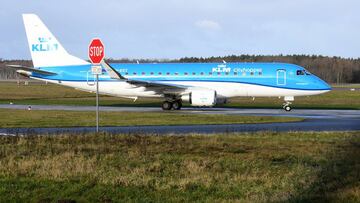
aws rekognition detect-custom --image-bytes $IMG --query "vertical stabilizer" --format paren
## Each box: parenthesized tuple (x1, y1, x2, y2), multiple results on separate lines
(22, 14, 89, 67)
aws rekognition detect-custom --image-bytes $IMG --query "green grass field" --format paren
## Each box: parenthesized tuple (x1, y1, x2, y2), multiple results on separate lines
(0, 132, 359, 202)
(332, 83, 360, 88)
(0, 109, 302, 128)
(0, 81, 359, 109)
(0, 81, 359, 202)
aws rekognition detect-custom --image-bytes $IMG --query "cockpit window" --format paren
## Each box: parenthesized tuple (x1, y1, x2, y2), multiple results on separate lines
(297, 69, 311, 75)
(296, 70, 305, 75)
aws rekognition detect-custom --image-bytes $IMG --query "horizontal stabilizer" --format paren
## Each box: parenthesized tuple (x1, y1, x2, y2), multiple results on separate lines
(5, 65, 57, 76)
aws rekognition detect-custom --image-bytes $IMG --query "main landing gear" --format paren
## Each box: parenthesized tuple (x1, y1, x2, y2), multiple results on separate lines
(161, 100, 182, 110)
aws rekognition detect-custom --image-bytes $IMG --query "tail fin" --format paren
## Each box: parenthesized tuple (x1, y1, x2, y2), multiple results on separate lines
(22, 14, 89, 68)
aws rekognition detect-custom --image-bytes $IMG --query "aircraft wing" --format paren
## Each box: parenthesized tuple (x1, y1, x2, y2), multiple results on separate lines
(5, 65, 57, 76)
(101, 60, 189, 95)
(126, 80, 189, 95)
(101, 61, 126, 80)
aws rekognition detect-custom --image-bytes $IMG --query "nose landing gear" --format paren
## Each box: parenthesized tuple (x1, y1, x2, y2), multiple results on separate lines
(283, 102, 292, 111)
(283, 96, 294, 112)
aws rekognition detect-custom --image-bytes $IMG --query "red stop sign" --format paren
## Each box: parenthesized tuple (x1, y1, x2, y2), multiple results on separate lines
(88, 38, 105, 64)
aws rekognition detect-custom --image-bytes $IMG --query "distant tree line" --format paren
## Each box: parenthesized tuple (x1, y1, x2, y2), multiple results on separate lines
(1, 55, 360, 83)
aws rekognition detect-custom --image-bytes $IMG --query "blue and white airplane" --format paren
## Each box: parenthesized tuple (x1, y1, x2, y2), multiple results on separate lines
(8, 14, 331, 111)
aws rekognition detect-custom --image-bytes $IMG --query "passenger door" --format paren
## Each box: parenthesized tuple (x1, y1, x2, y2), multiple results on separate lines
(87, 70, 95, 86)
(276, 69, 286, 86)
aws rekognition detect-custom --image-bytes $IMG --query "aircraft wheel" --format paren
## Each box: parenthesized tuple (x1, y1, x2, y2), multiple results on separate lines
(162, 101, 173, 110)
(172, 101, 182, 110)
(284, 106, 292, 112)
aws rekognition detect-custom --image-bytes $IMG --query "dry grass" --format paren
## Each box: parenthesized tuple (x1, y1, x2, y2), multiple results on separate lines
(0, 131, 359, 202)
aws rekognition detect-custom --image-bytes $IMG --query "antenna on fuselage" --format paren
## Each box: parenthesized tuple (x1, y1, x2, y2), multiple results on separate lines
(222, 60, 227, 64)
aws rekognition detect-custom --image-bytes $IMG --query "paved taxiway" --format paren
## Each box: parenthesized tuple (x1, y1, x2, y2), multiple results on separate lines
(0, 104, 359, 135)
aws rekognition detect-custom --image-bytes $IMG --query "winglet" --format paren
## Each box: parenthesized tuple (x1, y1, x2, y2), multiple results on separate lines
(101, 60, 126, 80)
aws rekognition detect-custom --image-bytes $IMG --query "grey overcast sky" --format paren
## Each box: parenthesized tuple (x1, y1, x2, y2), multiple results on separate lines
(0, 0, 359, 59)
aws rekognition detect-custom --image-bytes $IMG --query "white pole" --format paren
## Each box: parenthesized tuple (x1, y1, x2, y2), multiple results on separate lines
(96, 73, 99, 133)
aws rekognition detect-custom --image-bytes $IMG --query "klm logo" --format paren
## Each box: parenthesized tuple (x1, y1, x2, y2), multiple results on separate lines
(212, 64, 231, 72)
(31, 37, 59, 52)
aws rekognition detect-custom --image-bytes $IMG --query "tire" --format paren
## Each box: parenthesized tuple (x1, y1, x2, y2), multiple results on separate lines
(284, 106, 292, 111)
(162, 101, 172, 110)
(172, 101, 182, 110)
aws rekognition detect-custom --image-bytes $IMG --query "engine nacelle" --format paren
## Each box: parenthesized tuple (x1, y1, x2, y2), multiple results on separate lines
(184, 90, 217, 107)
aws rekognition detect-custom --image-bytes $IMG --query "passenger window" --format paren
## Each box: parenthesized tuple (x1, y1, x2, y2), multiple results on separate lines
(133, 72, 137, 75)
(150, 72, 154, 75)
(250, 72, 254, 76)
(166, 72, 170, 75)
(209, 72, 213, 75)
(200, 72, 204, 75)
(259, 72, 262, 75)
(234, 72, 238, 75)
(175, 72, 178, 75)
(158, 72, 162, 75)
(217, 72, 221, 75)
(184, 72, 188, 75)
(141, 72, 145, 75)
(192, 72, 196, 75)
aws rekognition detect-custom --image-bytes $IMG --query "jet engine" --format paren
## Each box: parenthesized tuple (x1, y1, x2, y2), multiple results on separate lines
(183, 90, 217, 107)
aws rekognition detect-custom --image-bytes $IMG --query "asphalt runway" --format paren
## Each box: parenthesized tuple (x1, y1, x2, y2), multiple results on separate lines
(0, 104, 359, 135)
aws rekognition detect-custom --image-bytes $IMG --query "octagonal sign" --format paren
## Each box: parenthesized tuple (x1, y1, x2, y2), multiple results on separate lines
(88, 38, 105, 64)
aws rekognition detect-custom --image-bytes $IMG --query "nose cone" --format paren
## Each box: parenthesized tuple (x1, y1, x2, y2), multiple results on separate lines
(319, 79, 332, 90)
(314, 77, 332, 92)
(305, 75, 332, 96)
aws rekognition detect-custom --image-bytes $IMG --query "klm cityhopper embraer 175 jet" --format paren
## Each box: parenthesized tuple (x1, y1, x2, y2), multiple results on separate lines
(7, 14, 331, 111)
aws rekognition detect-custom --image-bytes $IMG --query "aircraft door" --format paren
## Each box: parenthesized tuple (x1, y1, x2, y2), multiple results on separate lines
(276, 69, 286, 85)
(87, 70, 95, 86)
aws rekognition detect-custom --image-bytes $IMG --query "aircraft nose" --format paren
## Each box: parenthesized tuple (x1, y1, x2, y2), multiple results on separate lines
(318, 78, 332, 90)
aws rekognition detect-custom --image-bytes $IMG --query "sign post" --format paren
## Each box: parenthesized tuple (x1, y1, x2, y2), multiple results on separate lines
(88, 38, 105, 133)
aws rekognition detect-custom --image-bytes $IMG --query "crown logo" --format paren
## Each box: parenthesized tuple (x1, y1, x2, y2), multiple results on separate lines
(38, 37, 52, 43)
